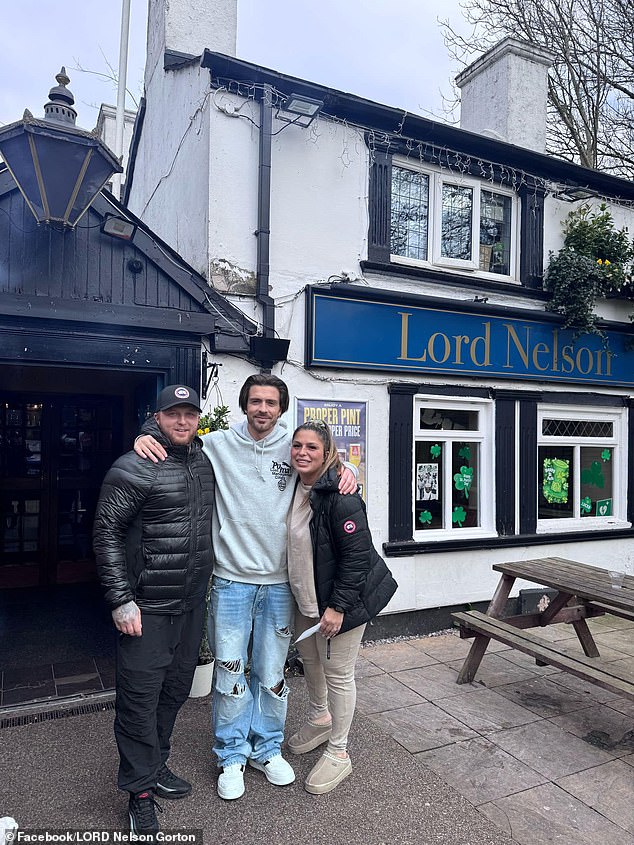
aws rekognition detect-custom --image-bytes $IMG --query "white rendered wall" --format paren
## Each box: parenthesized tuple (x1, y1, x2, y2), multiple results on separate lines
(129, 57, 634, 622)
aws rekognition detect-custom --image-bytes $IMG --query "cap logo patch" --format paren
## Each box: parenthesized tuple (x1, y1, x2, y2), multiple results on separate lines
(174, 387, 190, 399)
(343, 520, 356, 534)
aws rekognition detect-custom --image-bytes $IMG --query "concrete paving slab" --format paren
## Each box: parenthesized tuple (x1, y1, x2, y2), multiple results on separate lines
(416, 736, 547, 805)
(445, 654, 539, 688)
(408, 632, 474, 662)
(549, 702, 634, 756)
(433, 687, 541, 734)
(556, 759, 634, 834)
(361, 639, 439, 671)
(490, 648, 560, 676)
(479, 781, 634, 845)
(493, 675, 596, 717)
(486, 719, 614, 779)
(353, 655, 385, 678)
(392, 663, 480, 700)
(354, 672, 425, 714)
(594, 629, 634, 655)
(367, 701, 478, 752)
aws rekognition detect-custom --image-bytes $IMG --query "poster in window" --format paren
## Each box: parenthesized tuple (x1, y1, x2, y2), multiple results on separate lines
(543, 457, 570, 504)
(416, 463, 439, 501)
(296, 400, 367, 495)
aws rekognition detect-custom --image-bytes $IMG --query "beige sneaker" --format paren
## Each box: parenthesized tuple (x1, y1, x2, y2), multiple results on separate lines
(287, 721, 332, 755)
(304, 751, 352, 794)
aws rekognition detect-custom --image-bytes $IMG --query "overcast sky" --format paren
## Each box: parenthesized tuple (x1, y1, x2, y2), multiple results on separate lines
(0, 0, 469, 129)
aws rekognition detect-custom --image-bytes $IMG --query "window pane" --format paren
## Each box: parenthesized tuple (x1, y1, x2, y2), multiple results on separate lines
(420, 407, 479, 431)
(539, 446, 574, 519)
(480, 191, 511, 274)
(542, 418, 613, 438)
(391, 167, 429, 260)
(452, 442, 479, 528)
(441, 184, 472, 259)
(415, 441, 444, 529)
(580, 446, 613, 517)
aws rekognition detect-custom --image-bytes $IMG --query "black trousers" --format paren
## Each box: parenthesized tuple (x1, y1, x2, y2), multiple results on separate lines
(114, 603, 204, 794)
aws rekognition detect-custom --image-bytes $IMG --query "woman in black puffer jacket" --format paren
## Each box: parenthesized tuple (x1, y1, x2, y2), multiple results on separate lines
(286, 419, 397, 795)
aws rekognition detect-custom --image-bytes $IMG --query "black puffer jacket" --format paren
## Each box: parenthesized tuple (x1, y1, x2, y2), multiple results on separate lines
(308, 469, 398, 634)
(93, 418, 215, 614)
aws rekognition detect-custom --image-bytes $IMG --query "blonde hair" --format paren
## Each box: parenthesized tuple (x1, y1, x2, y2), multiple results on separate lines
(292, 419, 341, 475)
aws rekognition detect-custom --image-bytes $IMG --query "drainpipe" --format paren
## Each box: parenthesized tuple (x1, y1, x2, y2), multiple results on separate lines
(256, 84, 275, 340)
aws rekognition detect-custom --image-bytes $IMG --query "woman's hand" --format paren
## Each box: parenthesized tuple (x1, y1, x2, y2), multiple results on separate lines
(134, 434, 167, 463)
(320, 607, 344, 638)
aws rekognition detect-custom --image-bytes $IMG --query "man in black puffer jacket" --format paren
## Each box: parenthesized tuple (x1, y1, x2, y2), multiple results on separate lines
(93, 385, 215, 835)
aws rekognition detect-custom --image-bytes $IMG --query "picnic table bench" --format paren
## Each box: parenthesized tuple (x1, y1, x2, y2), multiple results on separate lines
(452, 557, 634, 702)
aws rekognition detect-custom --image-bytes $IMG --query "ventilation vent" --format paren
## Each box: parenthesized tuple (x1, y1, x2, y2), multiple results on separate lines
(0, 698, 115, 730)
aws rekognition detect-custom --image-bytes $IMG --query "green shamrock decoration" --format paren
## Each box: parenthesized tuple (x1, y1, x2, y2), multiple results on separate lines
(581, 461, 605, 488)
(418, 510, 432, 526)
(453, 466, 474, 499)
(452, 506, 467, 527)
(458, 445, 471, 461)
(580, 496, 592, 514)
(601, 449, 611, 461)
(430, 444, 441, 459)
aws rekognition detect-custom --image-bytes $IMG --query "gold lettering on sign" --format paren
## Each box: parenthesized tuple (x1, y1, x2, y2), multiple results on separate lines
(397, 310, 614, 378)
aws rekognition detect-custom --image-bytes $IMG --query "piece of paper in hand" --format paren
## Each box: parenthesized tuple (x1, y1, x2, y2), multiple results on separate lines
(294, 622, 321, 644)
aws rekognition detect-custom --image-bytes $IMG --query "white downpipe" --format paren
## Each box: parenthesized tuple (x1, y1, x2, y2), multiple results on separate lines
(112, 0, 131, 201)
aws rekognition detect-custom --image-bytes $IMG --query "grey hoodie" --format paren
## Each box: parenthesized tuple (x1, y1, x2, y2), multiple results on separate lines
(202, 419, 294, 585)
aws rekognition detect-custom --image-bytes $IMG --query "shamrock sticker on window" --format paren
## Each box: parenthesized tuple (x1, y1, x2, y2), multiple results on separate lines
(418, 510, 432, 526)
(601, 449, 611, 462)
(453, 466, 474, 499)
(452, 506, 467, 527)
(580, 496, 592, 515)
(458, 445, 471, 461)
(581, 460, 605, 489)
(430, 444, 441, 459)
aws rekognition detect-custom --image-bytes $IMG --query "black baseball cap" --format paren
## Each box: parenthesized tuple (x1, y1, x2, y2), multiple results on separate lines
(156, 385, 202, 413)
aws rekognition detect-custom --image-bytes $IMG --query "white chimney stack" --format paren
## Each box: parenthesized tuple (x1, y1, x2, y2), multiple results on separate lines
(146, 0, 237, 87)
(456, 37, 555, 153)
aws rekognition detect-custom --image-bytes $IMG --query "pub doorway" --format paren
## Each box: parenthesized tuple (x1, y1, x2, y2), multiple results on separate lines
(0, 364, 159, 708)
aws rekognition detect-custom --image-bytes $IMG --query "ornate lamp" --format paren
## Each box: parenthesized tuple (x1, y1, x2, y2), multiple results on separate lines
(0, 68, 122, 228)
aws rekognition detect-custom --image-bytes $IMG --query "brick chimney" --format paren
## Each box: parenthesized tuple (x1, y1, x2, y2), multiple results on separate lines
(146, 0, 237, 87)
(456, 37, 555, 153)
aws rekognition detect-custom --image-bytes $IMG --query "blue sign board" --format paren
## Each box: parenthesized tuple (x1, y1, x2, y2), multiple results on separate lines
(307, 289, 634, 386)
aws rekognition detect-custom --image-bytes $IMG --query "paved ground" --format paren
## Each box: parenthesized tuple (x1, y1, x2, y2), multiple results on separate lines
(1, 613, 633, 845)
(359, 612, 634, 845)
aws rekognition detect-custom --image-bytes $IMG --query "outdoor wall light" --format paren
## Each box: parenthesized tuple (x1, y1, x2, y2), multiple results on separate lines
(553, 184, 597, 203)
(0, 69, 122, 229)
(102, 214, 137, 241)
(276, 92, 324, 128)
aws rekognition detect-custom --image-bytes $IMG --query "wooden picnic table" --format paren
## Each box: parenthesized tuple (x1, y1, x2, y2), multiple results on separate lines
(452, 557, 634, 701)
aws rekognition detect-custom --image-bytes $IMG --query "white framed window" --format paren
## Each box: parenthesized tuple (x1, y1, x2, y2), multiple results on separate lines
(536, 404, 629, 533)
(413, 395, 495, 540)
(390, 159, 519, 280)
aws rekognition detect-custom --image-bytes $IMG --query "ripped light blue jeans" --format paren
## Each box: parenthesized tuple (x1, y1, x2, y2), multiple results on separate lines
(209, 577, 293, 768)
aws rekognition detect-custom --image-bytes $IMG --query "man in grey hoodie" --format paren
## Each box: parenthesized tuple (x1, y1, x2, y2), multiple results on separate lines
(134, 374, 356, 801)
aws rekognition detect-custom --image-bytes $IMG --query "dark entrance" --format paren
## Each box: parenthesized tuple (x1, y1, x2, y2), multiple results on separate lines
(0, 393, 123, 589)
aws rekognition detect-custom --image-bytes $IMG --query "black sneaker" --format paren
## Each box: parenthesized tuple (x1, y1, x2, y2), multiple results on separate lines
(155, 764, 192, 800)
(129, 791, 162, 835)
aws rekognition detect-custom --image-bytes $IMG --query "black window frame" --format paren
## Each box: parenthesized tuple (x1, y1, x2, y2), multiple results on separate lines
(367, 147, 545, 290)
(384, 385, 634, 557)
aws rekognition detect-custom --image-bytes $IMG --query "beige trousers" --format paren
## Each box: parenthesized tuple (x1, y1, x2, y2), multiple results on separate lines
(294, 609, 366, 754)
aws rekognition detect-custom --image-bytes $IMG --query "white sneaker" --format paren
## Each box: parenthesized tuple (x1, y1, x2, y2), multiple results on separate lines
(217, 764, 245, 800)
(248, 755, 295, 786)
